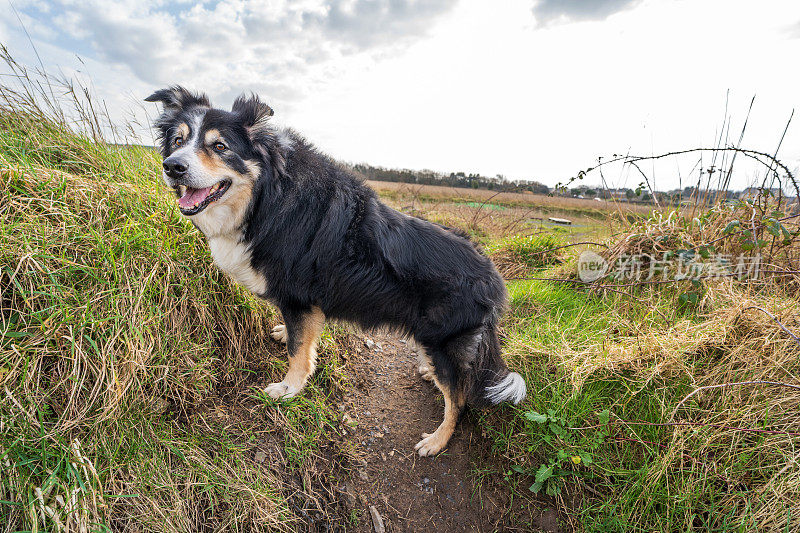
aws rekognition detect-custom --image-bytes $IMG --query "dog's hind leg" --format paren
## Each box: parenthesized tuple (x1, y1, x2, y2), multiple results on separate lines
(264, 306, 325, 400)
(415, 376, 465, 457)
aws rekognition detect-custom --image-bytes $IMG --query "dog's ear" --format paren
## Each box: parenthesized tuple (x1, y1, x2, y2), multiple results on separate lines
(145, 86, 211, 112)
(232, 94, 285, 176)
(232, 94, 274, 135)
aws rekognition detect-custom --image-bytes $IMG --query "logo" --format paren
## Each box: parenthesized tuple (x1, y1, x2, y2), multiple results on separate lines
(578, 251, 608, 282)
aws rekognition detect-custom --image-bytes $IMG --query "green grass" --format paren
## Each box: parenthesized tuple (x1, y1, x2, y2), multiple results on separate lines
(486, 233, 564, 272)
(459, 201, 509, 211)
(0, 125, 350, 530)
(500, 281, 686, 529)
(478, 269, 800, 532)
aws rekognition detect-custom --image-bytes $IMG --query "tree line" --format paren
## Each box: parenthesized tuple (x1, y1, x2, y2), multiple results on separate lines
(351, 163, 551, 195)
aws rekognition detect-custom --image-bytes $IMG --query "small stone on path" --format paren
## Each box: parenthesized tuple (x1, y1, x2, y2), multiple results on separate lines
(342, 413, 357, 430)
(369, 505, 385, 533)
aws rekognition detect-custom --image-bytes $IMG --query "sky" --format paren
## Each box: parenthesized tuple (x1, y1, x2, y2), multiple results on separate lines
(2, 0, 800, 192)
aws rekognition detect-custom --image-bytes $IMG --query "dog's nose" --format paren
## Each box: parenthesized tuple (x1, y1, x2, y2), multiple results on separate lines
(163, 157, 188, 179)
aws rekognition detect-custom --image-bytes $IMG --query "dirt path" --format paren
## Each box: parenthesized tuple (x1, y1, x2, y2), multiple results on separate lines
(207, 326, 559, 532)
(335, 332, 559, 533)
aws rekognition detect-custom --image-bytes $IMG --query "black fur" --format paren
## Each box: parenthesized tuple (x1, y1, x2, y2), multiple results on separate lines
(147, 88, 523, 406)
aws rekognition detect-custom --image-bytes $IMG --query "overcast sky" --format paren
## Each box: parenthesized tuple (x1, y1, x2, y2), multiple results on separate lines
(2, 0, 800, 191)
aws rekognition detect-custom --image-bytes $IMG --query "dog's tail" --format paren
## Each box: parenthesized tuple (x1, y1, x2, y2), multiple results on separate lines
(470, 324, 527, 406)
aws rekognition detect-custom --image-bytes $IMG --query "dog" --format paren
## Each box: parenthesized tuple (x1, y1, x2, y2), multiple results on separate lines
(145, 87, 526, 456)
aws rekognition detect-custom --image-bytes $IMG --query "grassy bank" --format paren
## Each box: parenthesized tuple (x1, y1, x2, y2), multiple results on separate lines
(0, 81, 354, 530)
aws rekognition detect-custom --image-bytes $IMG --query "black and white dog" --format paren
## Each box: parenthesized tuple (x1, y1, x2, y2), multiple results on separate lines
(146, 87, 526, 456)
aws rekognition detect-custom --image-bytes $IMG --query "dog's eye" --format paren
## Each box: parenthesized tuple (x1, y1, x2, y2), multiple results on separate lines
(174, 138, 183, 147)
(214, 142, 226, 152)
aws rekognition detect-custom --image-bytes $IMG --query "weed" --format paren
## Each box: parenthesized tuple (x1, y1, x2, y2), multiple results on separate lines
(487, 233, 563, 277)
(517, 409, 610, 496)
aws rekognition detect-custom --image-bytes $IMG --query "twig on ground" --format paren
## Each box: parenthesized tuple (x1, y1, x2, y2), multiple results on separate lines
(740, 306, 800, 346)
(568, 418, 800, 437)
(672, 380, 800, 417)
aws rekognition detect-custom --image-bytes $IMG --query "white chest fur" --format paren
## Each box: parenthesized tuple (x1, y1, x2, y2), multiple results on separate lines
(207, 235, 267, 295)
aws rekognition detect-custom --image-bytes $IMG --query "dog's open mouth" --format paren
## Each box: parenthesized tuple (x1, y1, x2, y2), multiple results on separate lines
(175, 180, 231, 215)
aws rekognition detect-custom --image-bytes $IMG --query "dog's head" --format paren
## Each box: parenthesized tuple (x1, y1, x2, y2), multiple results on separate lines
(145, 86, 277, 236)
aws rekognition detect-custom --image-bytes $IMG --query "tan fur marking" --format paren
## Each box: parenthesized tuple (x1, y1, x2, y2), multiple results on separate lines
(415, 379, 465, 456)
(204, 129, 221, 145)
(177, 123, 189, 139)
(265, 307, 325, 400)
(197, 148, 227, 174)
(222, 161, 261, 226)
(226, 180, 254, 219)
(286, 308, 325, 385)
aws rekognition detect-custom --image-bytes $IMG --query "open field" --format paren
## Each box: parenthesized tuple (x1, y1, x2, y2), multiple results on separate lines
(2, 59, 800, 532)
(364, 179, 655, 217)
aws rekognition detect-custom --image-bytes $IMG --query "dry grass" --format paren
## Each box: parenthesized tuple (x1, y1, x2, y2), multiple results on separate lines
(487, 188, 800, 530)
(365, 180, 654, 216)
(603, 201, 800, 289)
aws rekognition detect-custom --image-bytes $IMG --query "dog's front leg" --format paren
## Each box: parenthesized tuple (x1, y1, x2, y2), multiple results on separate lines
(265, 306, 325, 400)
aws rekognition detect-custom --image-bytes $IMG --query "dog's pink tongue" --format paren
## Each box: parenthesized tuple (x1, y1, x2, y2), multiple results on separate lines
(178, 187, 211, 209)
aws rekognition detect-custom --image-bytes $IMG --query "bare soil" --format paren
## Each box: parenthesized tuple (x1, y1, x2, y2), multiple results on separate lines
(334, 332, 559, 533)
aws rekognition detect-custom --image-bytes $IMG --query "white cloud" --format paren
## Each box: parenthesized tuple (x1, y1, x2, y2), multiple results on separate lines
(532, 0, 642, 25)
(25, 0, 457, 105)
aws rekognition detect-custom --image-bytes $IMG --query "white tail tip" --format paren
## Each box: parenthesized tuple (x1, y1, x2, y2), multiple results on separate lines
(485, 372, 527, 405)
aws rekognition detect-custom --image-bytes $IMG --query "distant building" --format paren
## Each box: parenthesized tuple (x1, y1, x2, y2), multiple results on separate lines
(607, 189, 629, 201)
(739, 187, 784, 199)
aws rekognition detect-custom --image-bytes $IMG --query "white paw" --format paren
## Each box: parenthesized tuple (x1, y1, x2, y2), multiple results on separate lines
(270, 324, 287, 344)
(264, 381, 300, 400)
(414, 431, 448, 457)
(418, 364, 435, 382)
